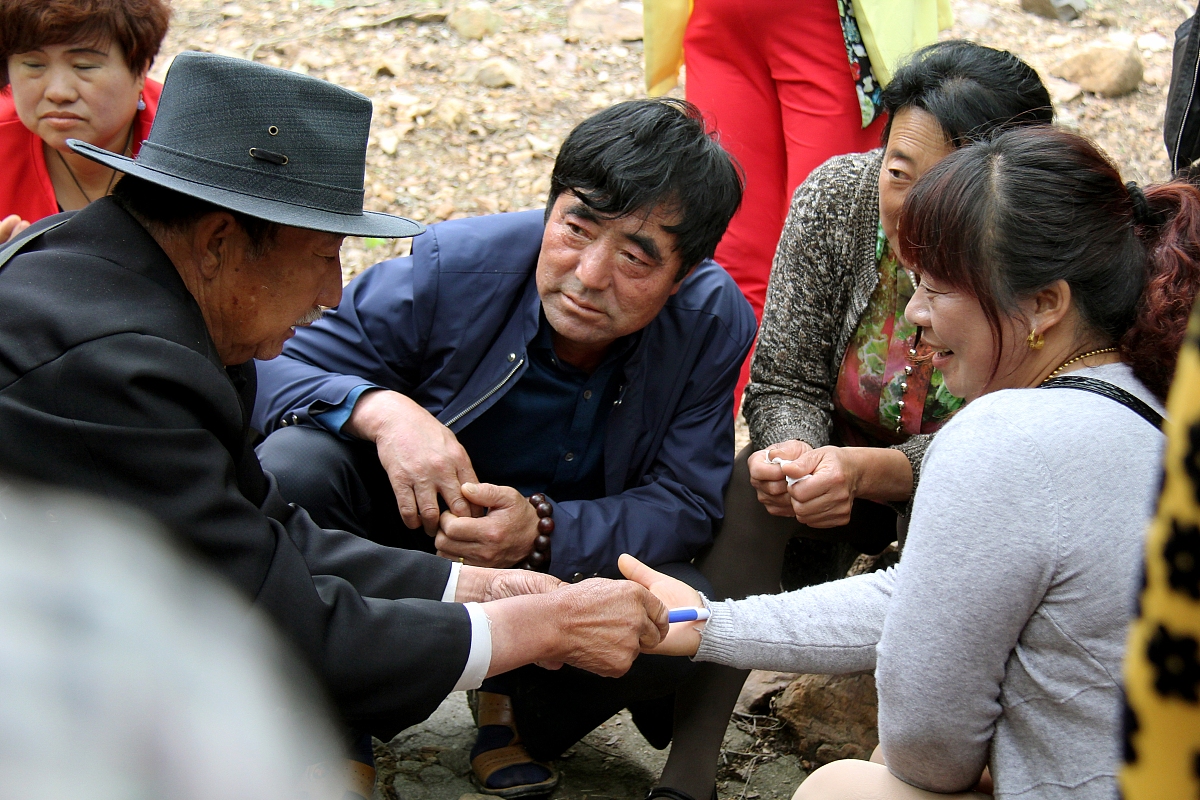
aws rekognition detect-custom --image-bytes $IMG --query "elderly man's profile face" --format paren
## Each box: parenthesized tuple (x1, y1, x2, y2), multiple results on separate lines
(200, 223, 344, 365)
(536, 194, 689, 362)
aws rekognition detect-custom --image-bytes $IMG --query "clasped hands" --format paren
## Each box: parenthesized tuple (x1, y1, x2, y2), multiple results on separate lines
(344, 389, 540, 567)
(459, 561, 675, 678)
(343, 391, 710, 671)
(460, 555, 708, 678)
(748, 439, 860, 528)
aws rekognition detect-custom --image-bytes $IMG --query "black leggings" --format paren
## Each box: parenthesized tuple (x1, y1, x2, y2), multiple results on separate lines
(658, 444, 900, 798)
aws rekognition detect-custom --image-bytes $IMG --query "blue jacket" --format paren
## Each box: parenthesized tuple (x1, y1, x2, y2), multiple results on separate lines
(254, 210, 757, 578)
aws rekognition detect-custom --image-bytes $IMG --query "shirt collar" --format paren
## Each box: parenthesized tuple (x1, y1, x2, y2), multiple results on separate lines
(533, 308, 640, 373)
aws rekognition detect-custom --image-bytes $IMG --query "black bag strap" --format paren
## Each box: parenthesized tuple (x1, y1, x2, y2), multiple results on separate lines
(1040, 375, 1164, 431)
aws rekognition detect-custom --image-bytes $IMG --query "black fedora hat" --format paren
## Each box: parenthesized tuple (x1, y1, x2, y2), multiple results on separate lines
(69, 51, 424, 239)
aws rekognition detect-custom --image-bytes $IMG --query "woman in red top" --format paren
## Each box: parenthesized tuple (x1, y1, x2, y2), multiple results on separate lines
(0, 0, 170, 243)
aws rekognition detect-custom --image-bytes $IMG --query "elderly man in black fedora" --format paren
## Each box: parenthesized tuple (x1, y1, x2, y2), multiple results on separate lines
(0, 51, 670, 795)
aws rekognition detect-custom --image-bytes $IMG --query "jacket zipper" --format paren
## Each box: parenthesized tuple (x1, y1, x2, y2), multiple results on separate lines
(445, 357, 525, 427)
(1175, 34, 1200, 173)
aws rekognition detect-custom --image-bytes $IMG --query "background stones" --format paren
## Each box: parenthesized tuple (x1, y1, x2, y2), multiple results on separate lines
(1021, 0, 1089, 22)
(773, 674, 880, 766)
(1052, 34, 1145, 97)
(566, 0, 644, 43)
(448, 2, 502, 39)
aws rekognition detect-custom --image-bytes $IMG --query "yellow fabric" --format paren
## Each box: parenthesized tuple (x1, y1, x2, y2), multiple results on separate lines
(643, 0, 692, 96)
(1122, 304, 1200, 798)
(854, 0, 953, 86)
(641, 0, 952, 97)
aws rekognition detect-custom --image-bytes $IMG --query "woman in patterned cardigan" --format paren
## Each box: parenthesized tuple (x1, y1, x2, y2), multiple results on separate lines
(651, 42, 1054, 800)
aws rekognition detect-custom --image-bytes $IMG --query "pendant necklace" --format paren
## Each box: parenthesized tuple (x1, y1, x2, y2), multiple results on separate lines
(55, 123, 135, 203)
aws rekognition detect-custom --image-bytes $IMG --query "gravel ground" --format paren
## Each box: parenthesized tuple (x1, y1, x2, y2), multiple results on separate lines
(154, 0, 1189, 279)
(154, 0, 1189, 797)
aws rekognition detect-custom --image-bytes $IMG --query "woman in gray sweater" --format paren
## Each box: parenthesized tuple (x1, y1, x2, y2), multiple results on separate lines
(627, 127, 1200, 798)
(656, 43, 1054, 800)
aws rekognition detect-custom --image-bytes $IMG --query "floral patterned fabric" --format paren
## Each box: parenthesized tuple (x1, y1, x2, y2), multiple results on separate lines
(833, 225, 963, 445)
(838, 0, 884, 128)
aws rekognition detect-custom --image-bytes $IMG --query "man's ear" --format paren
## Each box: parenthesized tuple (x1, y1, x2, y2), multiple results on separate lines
(190, 212, 239, 280)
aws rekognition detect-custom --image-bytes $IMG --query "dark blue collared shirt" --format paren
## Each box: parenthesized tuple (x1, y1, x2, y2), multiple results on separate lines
(455, 312, 635, 502)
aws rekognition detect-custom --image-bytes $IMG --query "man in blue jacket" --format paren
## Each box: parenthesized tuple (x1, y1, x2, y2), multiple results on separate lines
(253, 98, 755, 796)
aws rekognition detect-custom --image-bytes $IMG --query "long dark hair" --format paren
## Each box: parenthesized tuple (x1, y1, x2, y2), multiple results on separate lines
(898, 126, 1200, 401)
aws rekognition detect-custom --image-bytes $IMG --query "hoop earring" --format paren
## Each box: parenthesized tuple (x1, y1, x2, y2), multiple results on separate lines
(137, 93, 146, 111)
(1027, 330, 1045, 350)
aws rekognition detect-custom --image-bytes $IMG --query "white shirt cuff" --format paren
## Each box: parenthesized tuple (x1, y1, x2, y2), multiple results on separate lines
(441, 560, 462, 602)
(452, 602, 492, 691)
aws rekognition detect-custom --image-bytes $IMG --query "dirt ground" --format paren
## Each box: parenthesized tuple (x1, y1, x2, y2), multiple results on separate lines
(153, 0, 1190, 797)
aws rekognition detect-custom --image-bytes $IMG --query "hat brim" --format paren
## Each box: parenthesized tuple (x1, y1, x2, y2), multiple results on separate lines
(68, 140, 425, 239)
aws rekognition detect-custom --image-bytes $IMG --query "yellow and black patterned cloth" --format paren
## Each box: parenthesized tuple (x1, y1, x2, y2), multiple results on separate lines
(1123, 304, 1200, 797)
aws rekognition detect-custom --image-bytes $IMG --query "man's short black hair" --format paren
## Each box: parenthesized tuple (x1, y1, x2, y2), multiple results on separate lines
(111, 175, 281, 259)
(547, 98, 744, 280)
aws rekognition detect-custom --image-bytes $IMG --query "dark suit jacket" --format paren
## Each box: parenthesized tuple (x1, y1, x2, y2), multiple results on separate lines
(0, 199, 471, 738)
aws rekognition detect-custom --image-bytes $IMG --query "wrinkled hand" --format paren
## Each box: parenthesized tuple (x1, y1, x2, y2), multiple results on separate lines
(480, 567, 563, 601)
(618, 554, 704, 657)
(435, 482, 539, 568)
(781, 446, 859, 528)
(345, 389, 481, 534)
(545, 578, 668, 677)
(748, 440, 813, 516)
(0, 215, 29, 245)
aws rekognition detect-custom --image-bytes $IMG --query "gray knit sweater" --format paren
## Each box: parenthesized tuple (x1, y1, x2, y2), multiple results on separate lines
(742, 149, 931, 482)
(699, 363, 1163, 799)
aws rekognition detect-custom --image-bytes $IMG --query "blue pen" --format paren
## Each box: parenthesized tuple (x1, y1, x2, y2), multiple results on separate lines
(667, 607, 710, 623)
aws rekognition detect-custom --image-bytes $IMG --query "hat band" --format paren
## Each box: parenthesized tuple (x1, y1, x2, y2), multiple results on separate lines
(135, 141, 364, 215)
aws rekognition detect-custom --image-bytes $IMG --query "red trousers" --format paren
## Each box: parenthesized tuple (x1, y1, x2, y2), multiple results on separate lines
(684, 0, 886, 409)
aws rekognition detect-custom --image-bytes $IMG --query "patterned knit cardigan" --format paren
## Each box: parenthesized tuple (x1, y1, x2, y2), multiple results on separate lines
(743, 148, 932, 490)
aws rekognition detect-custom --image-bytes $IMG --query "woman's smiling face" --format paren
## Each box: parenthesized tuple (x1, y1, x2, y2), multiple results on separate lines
(903, 268, 1033, 403)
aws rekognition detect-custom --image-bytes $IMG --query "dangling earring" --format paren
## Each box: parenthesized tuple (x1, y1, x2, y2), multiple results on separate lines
(136, 93, 146, 111)
(1027, 329, 1045, 350)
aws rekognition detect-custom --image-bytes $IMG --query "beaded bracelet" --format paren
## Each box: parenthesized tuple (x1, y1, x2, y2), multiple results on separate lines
(519, 492, 553, 571)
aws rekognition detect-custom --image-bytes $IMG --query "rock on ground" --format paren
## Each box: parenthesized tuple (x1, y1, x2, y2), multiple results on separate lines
(773, 674, 879, 766)
(567, 0, 644, 43)
(1052, 35, 1144, 97)
(449, 2, 503, 40)
(736, 670, 797, 716)
(1021, 0, 1087, 22)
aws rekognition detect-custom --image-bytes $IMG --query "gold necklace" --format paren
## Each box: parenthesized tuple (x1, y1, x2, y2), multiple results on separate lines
(1043, 347, 1119, 382)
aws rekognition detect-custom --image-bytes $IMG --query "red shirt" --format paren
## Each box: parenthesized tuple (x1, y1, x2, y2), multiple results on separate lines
(0, 78, 161, 223)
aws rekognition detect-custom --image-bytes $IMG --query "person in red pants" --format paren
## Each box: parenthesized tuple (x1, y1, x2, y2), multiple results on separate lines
(683, 0, 887, 409)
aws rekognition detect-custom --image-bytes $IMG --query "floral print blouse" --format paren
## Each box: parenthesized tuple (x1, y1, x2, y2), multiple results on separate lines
(838, 0, 884, 127)
(833, 225, 963, 445)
